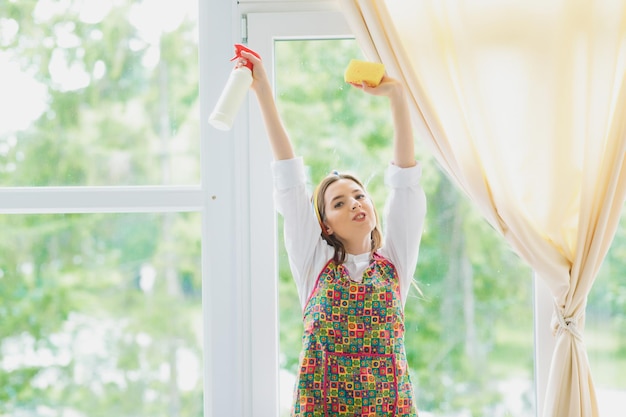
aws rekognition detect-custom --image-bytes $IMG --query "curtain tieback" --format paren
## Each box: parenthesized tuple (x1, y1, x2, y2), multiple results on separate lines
(553, 302, 583, 342)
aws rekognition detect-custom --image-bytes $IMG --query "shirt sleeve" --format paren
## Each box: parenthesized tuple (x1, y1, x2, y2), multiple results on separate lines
(272, 157, 333, 308)
(379, 162, 427, 306)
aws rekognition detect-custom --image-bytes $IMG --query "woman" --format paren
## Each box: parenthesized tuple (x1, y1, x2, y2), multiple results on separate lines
(240, 48, 426, 416)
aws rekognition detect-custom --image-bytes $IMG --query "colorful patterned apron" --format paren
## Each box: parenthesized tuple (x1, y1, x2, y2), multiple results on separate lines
(292, 253, 417, 417)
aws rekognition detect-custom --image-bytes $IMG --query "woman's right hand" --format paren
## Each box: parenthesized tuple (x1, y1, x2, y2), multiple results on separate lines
(353, 75, 404, 100)
(238, 50, 270, 92)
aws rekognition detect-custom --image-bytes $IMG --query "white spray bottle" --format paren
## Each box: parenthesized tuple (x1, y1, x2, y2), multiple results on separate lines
(209, 44, 261, 131)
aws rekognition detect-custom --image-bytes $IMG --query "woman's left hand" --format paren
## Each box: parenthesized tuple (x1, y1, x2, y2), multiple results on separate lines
(351, 75, 403, 98)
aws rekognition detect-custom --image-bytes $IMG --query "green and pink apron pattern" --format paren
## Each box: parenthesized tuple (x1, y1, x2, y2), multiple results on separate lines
(292, 253, 417, 417)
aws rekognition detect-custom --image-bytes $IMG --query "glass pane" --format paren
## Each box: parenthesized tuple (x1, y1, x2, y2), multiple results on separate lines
(274, 38, 535, 417)
(587, 211, 626, 417)
(0, 0, 199, 186)
(0, 212, 203, 416)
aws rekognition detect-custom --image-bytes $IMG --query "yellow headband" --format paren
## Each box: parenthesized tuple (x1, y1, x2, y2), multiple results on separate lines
(312, 182, 326, 235)
(313, 171, 340, 235)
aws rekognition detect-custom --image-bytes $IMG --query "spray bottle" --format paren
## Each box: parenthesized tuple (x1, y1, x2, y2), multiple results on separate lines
(209, 44, 261, 131)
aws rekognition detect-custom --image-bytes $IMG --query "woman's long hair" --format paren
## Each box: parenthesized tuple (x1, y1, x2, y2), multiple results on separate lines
(313, 172, 383, 264)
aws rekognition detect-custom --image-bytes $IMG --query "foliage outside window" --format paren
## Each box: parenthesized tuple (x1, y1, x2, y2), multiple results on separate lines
(1, 213, 203, 417)
(1, 1, 203, 416)
(0, 0, 199, 186)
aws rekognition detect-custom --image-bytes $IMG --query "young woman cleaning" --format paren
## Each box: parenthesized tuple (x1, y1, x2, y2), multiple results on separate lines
(239, 48, 426, 417)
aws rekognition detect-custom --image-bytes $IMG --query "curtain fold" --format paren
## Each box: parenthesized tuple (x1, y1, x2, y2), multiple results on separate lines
(338, 1, 626, 416)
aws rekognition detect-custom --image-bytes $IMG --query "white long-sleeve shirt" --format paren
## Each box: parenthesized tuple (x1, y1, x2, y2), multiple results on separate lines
(272, 157, 426, 310)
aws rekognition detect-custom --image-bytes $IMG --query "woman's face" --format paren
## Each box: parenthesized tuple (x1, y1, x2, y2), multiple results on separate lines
(322, 178, 376, 250)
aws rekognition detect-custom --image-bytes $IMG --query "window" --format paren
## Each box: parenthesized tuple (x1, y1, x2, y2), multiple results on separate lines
(4, 2, 625, 416)
(1, 1, 204, 416)
(0, 0, 200, 187)
(1, 213, 202, 416)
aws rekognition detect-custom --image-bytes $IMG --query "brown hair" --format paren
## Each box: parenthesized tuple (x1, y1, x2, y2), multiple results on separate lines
(313, 172, 383, 264)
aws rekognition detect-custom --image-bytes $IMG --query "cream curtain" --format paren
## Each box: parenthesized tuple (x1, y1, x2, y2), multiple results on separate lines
(338, 1, 626, 416)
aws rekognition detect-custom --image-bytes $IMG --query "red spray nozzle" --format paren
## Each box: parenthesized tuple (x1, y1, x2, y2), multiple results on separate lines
(230, 44, 261, 70)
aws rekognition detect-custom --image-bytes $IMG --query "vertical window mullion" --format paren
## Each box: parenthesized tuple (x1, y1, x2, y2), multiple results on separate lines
(200, 0, 250, 416)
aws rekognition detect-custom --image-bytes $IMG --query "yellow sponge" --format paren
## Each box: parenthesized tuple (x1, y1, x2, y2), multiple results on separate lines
(344, 59, 385, 87)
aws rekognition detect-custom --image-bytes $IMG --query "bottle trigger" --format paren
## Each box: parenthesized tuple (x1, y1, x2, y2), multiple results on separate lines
(230, 44, 261, 70)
